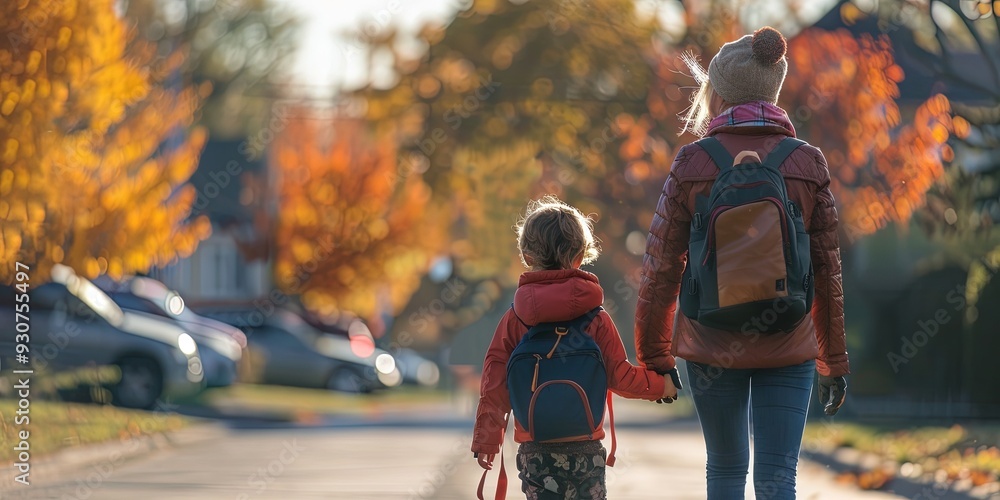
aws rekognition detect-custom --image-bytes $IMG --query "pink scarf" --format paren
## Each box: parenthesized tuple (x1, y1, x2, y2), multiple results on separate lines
(706, 101, 796, 137)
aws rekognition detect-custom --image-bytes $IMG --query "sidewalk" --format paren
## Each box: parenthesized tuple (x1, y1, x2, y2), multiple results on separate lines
(435, 399, 904, 500)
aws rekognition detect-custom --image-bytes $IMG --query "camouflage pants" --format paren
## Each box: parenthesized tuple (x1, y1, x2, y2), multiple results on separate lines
(515, 440, 607, 500)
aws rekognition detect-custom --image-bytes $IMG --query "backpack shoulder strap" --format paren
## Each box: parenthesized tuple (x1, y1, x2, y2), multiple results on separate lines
(695, 137, 734, 172)
(763, 137, 806, 170)
(477, 413, 509, 500)
(605, 391, 617, 467)
(509, 303, 530, 329)
(570, 306, 605, 332)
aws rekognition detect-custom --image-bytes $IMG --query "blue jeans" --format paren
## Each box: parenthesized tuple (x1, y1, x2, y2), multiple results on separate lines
(686, 359, 815, 500)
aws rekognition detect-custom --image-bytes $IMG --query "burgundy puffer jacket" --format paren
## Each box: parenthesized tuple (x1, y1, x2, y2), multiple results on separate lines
(634, 123, 849, 378)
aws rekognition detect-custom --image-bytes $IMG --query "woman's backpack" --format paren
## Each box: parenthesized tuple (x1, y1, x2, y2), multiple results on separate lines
(679, 137, 815, 334)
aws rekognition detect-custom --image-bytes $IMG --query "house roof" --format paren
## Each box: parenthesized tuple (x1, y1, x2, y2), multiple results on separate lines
(809, 0, 997, 105)
(189, 139, 268, 227)
(188, 139, 273, 261)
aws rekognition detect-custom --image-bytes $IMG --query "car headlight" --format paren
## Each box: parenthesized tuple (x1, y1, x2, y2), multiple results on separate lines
(177, 333, 198, 356)
(416, 361, 441, 386)
(377, 368, 402, 387)
(375, 353, 396, 375)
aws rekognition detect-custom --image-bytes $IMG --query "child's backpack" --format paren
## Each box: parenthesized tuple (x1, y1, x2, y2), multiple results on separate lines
(506, 306, 612, 445)
(479, 306, 617, 500)
(679, 137, 815, 334)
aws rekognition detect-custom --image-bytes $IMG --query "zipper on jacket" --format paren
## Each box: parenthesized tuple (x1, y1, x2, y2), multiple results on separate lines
(531, 354, 542, 392)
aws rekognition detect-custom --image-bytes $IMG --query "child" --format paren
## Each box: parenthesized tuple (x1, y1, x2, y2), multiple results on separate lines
(472, 196, 679, 500)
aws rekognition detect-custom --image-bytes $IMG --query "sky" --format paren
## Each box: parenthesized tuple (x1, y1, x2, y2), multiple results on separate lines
(280, 0, 839, 98)
(281, 0, 462, 96)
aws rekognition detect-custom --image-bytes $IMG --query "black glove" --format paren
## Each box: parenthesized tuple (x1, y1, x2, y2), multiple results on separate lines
(656, 367, 683, 404)
(817, 375, 847, 415)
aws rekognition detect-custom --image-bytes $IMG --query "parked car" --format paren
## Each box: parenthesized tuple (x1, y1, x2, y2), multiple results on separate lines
(94, 276, 244, 388)
(0, 265, 204, 409)
(387, 346, 441, 388)
(300, 310, 441, 388)
(105, 290, 242, 388)
(127, 277, 247, 348)
(197, 306, 401, 393)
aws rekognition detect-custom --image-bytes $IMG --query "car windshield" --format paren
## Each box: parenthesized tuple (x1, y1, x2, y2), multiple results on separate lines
(111, 293, 168, 317)
(68, 277, 124, 326)
(270, 311, 321, 347)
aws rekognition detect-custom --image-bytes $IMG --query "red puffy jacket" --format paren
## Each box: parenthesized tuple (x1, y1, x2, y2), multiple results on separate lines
(635, 126, 849, 378)
(472, 269, 665, 455)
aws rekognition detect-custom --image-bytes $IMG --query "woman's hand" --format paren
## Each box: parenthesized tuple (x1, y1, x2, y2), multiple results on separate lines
(818, 375, 847, 415)
(475, 453, 495, 470)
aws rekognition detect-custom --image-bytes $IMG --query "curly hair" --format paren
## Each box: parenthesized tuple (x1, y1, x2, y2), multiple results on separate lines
(516, 196, 601, 270)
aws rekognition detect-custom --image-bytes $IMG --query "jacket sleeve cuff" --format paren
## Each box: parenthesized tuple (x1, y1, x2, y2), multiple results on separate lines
(471, 442, 501, 455)
(815, 357, 849, 377)
(642, 354, 676, 374)
(647, 371, 666, 400)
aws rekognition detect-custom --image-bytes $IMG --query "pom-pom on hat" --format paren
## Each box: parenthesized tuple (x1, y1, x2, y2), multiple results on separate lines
(707, 26, 788, 105)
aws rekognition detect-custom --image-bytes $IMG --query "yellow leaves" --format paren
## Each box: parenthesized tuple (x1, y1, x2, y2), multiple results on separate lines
(0, 137, 18, 163)
(1, 92, 18, 115)
(0, 0, 206, 283)
(57, 27, 72, 50)
(25, 51, 41, 74)
(0, 169, 12, 195)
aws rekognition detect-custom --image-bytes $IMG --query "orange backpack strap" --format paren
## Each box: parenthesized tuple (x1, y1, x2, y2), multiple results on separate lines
(606, 391, 617, 467)
(477, 413, 509, 500)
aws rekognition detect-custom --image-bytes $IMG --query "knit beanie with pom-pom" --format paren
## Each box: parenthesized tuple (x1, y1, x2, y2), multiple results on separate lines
(708, 26, 788, 105)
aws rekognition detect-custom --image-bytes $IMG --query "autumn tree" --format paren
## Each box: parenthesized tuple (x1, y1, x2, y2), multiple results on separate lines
(780, 28, 958, 240)
(858, 0, 1000, 308)
(0, 0, 210, 283)
(122, 0, 297, 139)
(350, 0, 662, 332)
(270, 111, 440, 317)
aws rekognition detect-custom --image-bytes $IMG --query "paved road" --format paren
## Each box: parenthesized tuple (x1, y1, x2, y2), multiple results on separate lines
(6, 401, 905, 499)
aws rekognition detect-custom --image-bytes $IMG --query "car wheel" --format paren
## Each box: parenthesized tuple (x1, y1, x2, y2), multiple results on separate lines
(112, 357, 163, 410)
(326, 368, 370, 394)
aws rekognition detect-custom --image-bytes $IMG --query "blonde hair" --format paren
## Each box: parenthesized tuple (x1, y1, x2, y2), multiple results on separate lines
(516, 196, 600, 270)
(679, 52, 716, 138)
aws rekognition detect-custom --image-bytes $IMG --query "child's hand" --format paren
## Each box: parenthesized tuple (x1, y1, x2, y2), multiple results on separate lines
(475, 452, 495, 470)
(658, 373, 678, 402)
(656, 368, 682, 404)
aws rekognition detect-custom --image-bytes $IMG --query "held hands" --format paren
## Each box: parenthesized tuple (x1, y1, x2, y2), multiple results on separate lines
(474, 452, 495, 470)
(656, 367, 683, 404)
(818, 375, 847, 416)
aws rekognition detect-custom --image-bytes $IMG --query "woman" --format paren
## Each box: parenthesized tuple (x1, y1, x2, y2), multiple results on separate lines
(634, 26, 849, 499)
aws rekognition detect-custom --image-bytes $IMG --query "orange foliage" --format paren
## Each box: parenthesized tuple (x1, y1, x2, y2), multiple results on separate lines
(781, 29, 956, 239)
(0, 0, 210, 282)
(270, 113, 439, 316)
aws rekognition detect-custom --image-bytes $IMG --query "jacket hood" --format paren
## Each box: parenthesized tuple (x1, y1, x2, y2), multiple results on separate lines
(512, 269, 604, 325)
